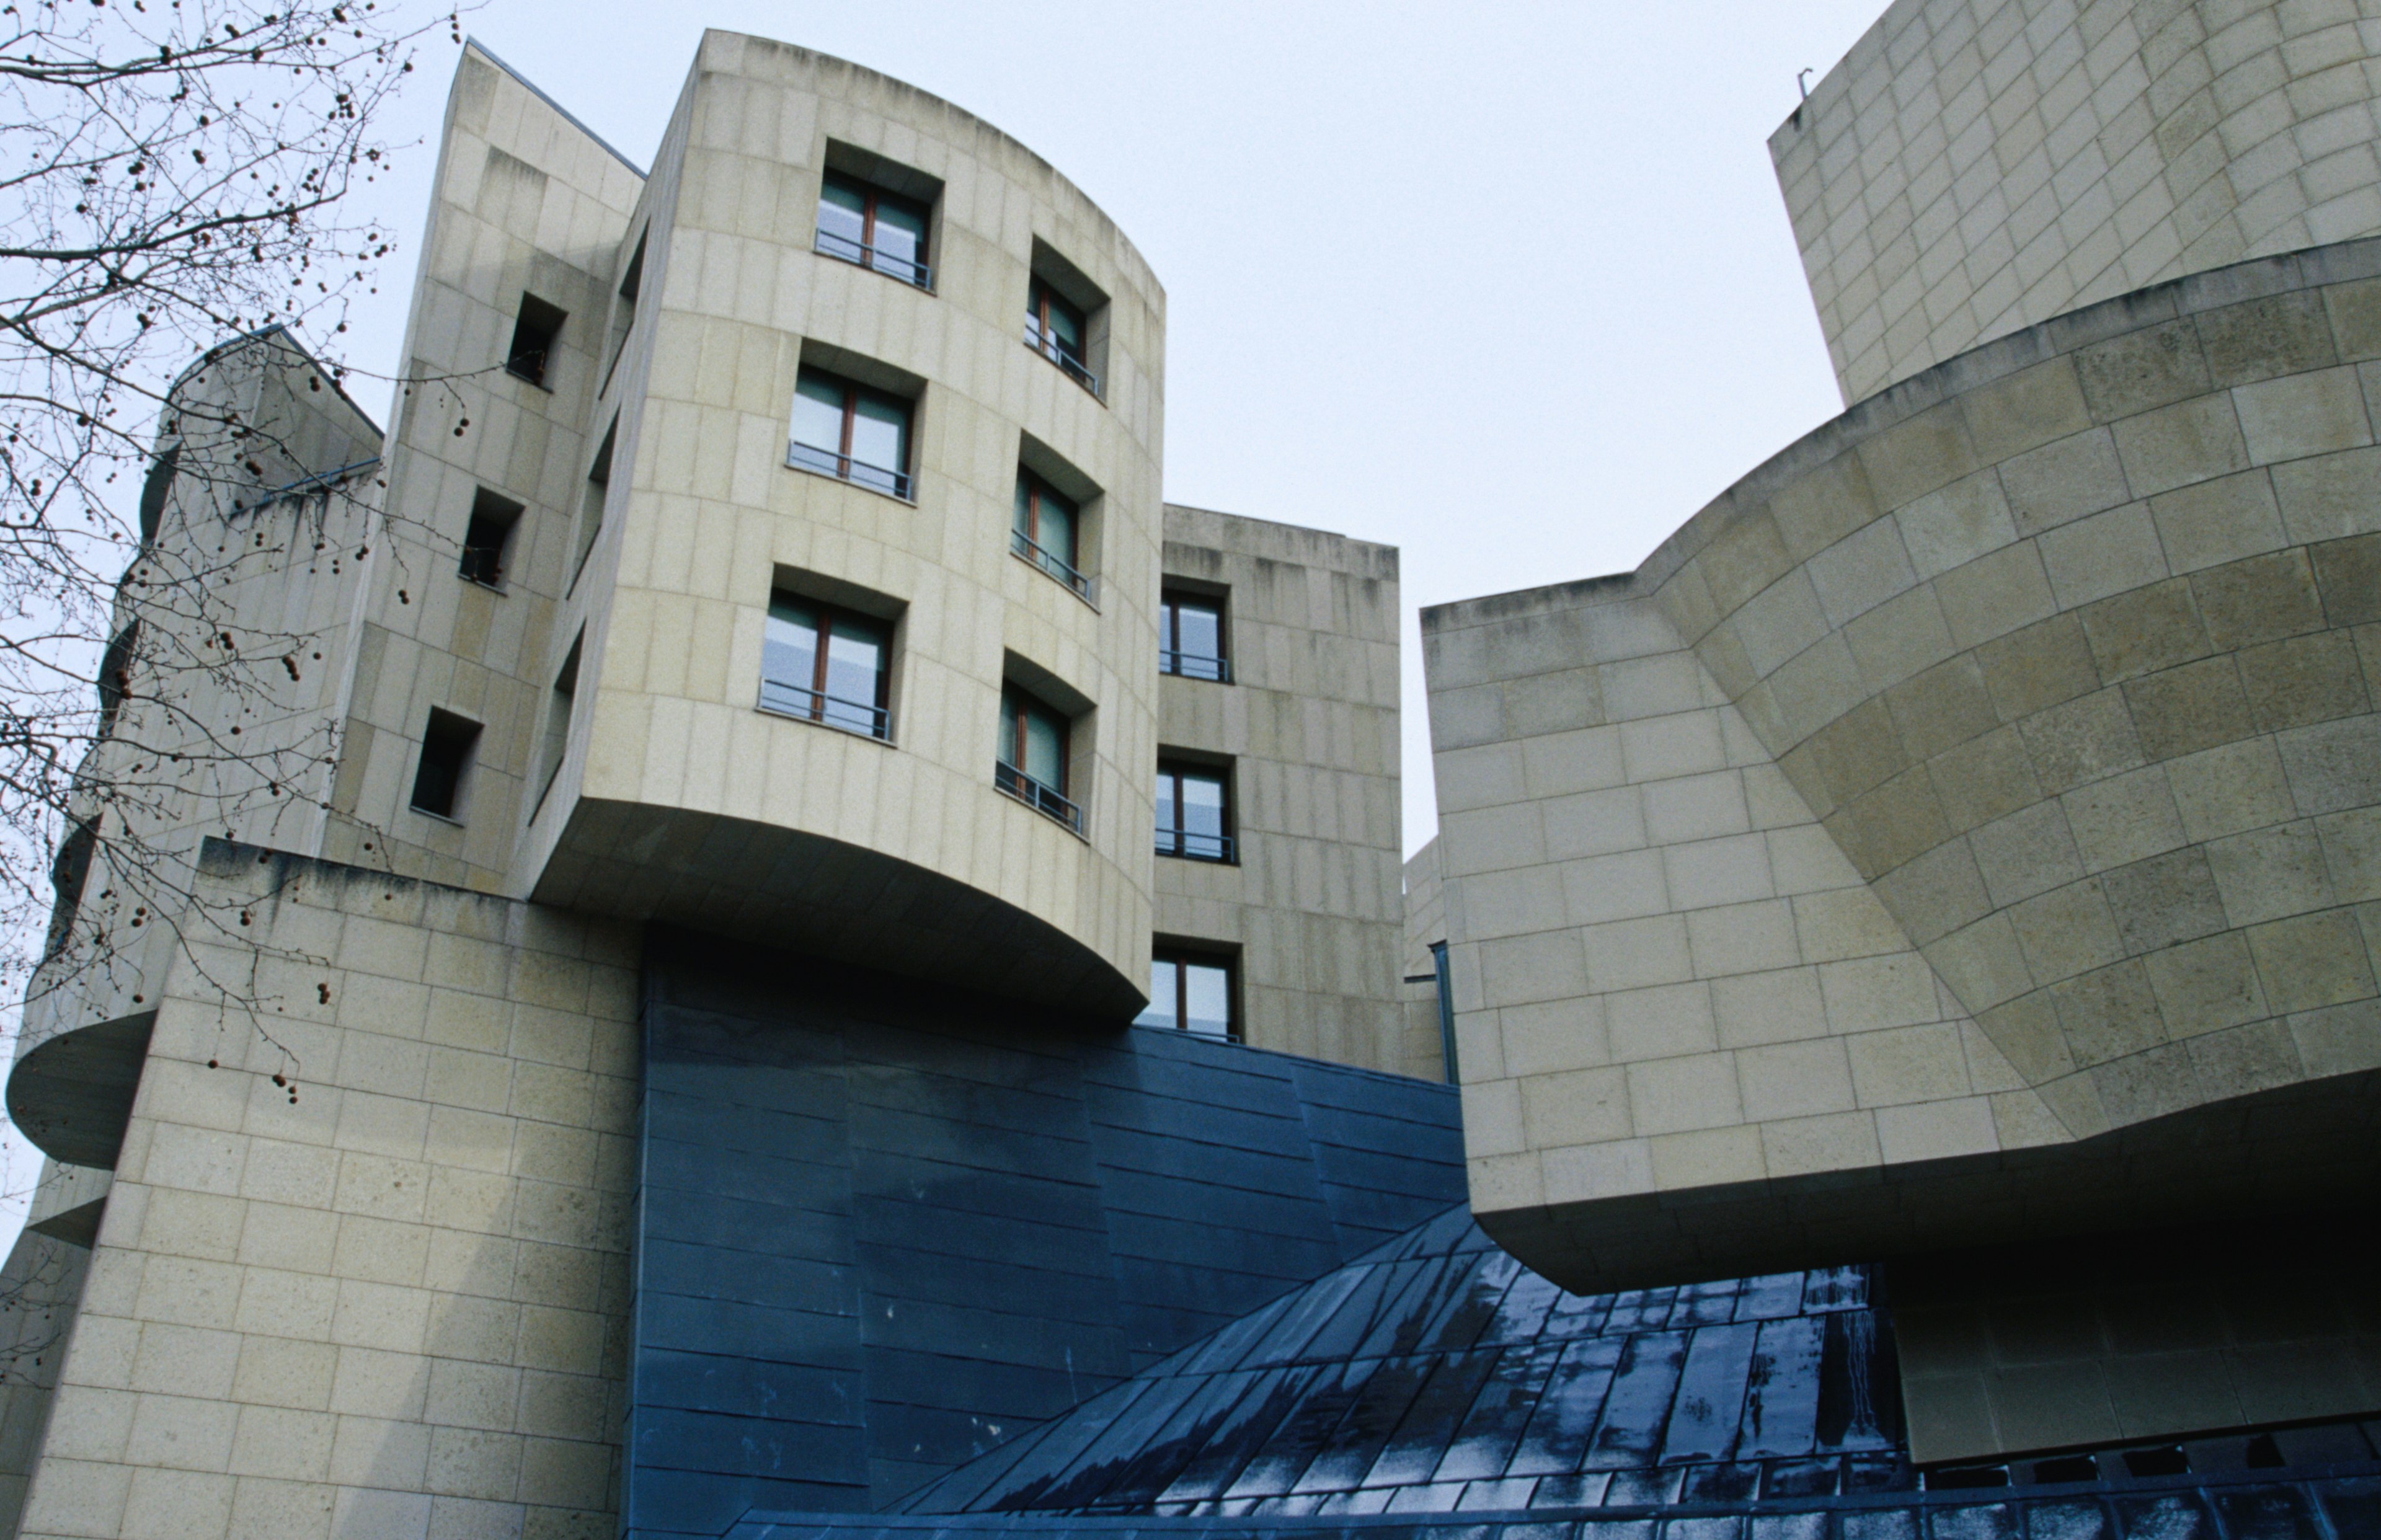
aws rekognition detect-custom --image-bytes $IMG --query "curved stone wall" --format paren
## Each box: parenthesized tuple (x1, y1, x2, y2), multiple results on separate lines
(513, 33, 1167, 1012)
(1650, 237, 2381, 1155)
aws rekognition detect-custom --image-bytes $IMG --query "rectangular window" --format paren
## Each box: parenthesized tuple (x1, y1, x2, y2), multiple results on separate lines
(1026, 277, 1097, 392)
(790, 368, 913, 500)
(507, 293, 567, 387)
(459, 489, 523, 588)
(532, 632, 582, 822)
(815, 171, 932, 289)
(996, 685, 1080, 832)
(410, 708, 482, 821)
(761, 594, 892, 740)
(1135, 952, 1235, 1040)
(1159, 591, 1229, 681)
(1013, 471, 1088, 599)
(1156, 761, 1232, 862)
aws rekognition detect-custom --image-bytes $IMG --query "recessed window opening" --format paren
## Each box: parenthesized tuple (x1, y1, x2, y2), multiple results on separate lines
(1026, 277, 1097, 394)
(138, 444, 178, 544)
(409, 708, 482, 821)
(762, 593, 892, 741)
(458, 488, 523, 589)
(996, 684, 1080, 834)
(815, 170, 933, 290)
(506, 293, 567, 388)
(1156, 760, 1232, 862)
(531, 631, 582, 823)
(790, 366, 913, 500)
(1135, 950, 1235, 1040)
(600, 228, 647, 398)
(44, 819, 96, 957)
(1014, 471, 1089, 601)
(1160, 590, 1229, 681)
(571, 416, 616, 595)
(96, 622, 139, 738)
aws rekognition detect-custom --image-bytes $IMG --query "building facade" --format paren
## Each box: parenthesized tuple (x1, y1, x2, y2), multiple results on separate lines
(0, 34, 1429, 1540)
(1431, 0, 2381, 1472)
(12, 2, 2381, 1538)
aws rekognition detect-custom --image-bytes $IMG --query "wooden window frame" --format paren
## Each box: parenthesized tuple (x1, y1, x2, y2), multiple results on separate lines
(764, 596, 893, 740)
(1159, 590, 1230, 681)
(1015, 471, 1077, 572)
(1000, 684, 1070, 797)
(820, 171, 931, 283)
(793, 367, 913, 498)
(1155, 759, 1233, 863)
(1149, 949, 1238, 1042)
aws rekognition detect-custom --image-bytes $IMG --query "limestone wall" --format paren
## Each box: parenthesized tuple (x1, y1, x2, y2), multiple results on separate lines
(11, 843, 637, 1540)
(1425, 239, 2381, 1298)
(1776, 0, 2381, 404)
(1155, 507, 1406, 1067)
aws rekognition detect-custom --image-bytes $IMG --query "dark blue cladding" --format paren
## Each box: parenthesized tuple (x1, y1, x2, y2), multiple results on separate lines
(627, 934, 1468, 1540)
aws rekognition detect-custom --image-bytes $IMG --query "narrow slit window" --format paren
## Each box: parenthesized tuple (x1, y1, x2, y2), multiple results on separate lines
(572, 417, 616, 592)
(996, 685, 1080, 832)
(410, 709, 482, 821)
(1013, 472, 1088, 599)
(1159, 591, 1228, 681)
(459, 489, 523, 588)
(1156, 761, 1232, 862)
(761, 595, 892, 740)
(1135, 952, 1235, 1040)
(789, 368, 912, 499)
(138, 444, 178, 544)
(506, 294, 567, 387)
(532, 632, 582, 821)
(96, 622, 138, 738)
(815, 171, 932, 289)
(601, 228, 647, 397)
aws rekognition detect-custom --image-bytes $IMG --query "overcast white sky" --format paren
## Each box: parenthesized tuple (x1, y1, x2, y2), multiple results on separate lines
(6, 1, 1895, 1239)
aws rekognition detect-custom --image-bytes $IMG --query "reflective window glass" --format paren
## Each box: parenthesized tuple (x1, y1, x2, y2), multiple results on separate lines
(822, 619, 885, 735)
(1182, 962, 1231, 1038)
(1161, 593, 1226, 679)
(761, 593, 890, 740)
(1156, 763, 1230, 860)
(848, 393, 908, 492)
(1136, 960, 1177, 1030)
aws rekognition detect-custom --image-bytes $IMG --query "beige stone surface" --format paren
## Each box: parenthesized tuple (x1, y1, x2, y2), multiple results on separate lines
(1776, 0, 2381, 404)
(1427, 237, 2381, 1296)
(1153, 507, 1407, 1068)
(1397, 839, 1453, 1083)
(13, 843, 637, 1540)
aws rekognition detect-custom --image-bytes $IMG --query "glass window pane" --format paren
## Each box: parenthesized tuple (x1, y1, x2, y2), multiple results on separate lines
(1175, 601, 1221, 662)
(848, 392, 908, 492)
(1183, 963, 1231, 1038)
(1022, 702, 1065, 789)
(791, 374, 846, 470)
(817, 178, 866, 255)
(1154, 770, 1181, 838)
(763, 598, 820, 717)
(1181, 773, 1226, 850)
(1000, 693, 1021, 765)
(1044, 293, 1084, 357)
(1134, 959, 1178, 1030)
(1159, 599, 1177, 654)
(822, 618, 885, 733)
(1036, 489, 1075, 568)
(1013, 477, 1033, 541)
(871, 197, 927, 275)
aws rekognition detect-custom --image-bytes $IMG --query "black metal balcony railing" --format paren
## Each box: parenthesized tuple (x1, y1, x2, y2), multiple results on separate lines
(814, 228, 933, 291)
(1156, 828, 1234, 863)
(1024, 320, 1100, 395)
(789, 440, 913, 502)
(996, 761, 1082, 834)
(1160, 650, 1231, 683)
(1013, 528, 1094, 604)
(758, 679, 891, 741)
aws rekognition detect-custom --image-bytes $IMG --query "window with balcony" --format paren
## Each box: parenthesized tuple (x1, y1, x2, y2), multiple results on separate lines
(1160, 590, 1229, 681)
(1156, 760, 1232, 862)
(1135, 950, 1235, 1040)
(410, 708, 482, 821)
(817, 170, 932, 290)
(459, 488, 523, 589)
(506, 293, 566, 388)
(1014, 471, 1088, 600)
(1026, 277, 1096, 392)
(997, 684, 1080, 833)
(762, 593, 892, 741)
(791, 367, 913, 500)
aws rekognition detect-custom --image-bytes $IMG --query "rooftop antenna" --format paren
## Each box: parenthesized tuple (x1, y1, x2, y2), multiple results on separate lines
(1791, 67, 1816, 128)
